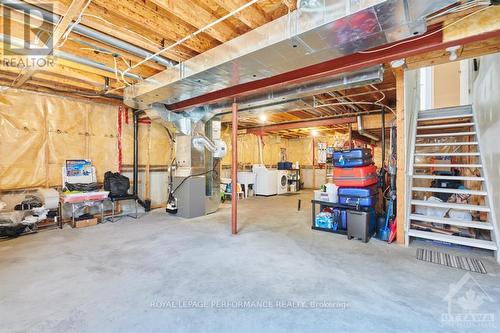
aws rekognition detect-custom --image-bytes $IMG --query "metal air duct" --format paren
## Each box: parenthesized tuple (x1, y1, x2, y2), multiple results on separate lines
(124, 0, 457, 109)
(145, 65, 384, 130)
(0, 0, 175, 68)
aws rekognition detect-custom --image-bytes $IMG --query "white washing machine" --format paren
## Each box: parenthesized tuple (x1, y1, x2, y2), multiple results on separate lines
(277, 170, 288, 194)
(253, 165, 277, 196)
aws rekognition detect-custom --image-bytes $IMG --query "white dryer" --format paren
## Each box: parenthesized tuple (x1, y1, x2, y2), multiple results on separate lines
(277, 170, 288, 194)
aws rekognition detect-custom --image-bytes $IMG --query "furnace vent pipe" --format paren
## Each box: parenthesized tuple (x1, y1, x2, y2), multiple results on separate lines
(193, 134, 217, 152)
(357, 116, 380, 142)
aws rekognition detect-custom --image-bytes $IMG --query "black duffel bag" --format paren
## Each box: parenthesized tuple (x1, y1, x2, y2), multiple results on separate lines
(104, 171, 130, 197)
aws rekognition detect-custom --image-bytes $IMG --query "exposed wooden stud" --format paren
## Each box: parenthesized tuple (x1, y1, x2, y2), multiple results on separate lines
(395, 68, 405, 245)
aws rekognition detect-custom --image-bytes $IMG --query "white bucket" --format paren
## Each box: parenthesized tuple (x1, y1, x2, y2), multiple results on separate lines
(325, 183, 339, 203)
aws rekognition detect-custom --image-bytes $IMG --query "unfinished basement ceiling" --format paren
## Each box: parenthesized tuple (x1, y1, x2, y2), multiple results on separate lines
(0, 0, 298, 101)
(229, 65, 396, 134)
(124, 0, 457, 109)
(0, 0, 497, 114)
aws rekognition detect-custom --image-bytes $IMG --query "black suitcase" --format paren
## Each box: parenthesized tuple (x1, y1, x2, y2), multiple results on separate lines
(431, 171, 462, 201)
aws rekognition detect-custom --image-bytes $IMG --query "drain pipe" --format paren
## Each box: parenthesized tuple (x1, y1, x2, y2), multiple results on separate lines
(357, 115, 380, 142)
(133, 111, 139, 197)
(1, 0, 175, 68)
(258, 135, 264, 165)
(132, 111, 151, 211)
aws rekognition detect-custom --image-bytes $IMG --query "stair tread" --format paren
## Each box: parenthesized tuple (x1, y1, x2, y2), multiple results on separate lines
(412, 175, 484, 181)
(411, 200, 490, 212)
(408, 229, 497, 250)
(417, 122, 475, 129)
(409, 214, 493, 230)
(418, 104, 472, 114)
(416, 132, 476, 138)
(412, 187, 487, 196)
(417, 114, 473, 121)
(414, 152, 480, 156)
(415, 142, 478, 147)
(414, 164, 482, 168)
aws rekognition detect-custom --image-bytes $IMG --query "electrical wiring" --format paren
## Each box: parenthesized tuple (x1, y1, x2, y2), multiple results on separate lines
(58, 0, 93, 48)
(79, 47, 113, 55)
(103, 85, 126, 95)
(313, 101, 396, 115)
(172, 169, 216, 195)
(120, 0, 262, 85)
(82, 14, 164, 49)
(369, 84, 386, 104)
(358, 5, 491, 55)
(82, 14, 202, 61)
(119, 56, 134, 86)
(76, 43, 136, 87)
(426, 1, 491, 21)
(112, 56, 121, 83)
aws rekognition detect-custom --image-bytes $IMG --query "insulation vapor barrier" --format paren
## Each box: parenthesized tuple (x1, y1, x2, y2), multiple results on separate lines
(220, 132, 351, 168)
(0, 89, 171, 192)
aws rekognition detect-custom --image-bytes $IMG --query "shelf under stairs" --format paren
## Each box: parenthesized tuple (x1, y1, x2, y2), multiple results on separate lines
(405, 105, 499, 258)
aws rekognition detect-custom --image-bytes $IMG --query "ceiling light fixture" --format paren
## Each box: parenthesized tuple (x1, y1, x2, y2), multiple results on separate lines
(311, 129, 319, 137)
(259, 114, 267, 122)
(390, 58, 406, 68)
(446, 46, 461, 62)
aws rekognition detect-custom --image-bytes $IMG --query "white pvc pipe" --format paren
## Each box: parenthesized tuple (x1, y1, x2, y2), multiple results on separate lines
(258, 136, 264, 165)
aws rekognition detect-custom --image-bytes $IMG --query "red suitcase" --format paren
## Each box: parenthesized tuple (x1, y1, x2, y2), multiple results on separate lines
(332, 165, 377, 187)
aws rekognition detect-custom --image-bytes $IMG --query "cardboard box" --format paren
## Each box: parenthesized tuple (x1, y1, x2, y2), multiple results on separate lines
(74, 218, 98, 228)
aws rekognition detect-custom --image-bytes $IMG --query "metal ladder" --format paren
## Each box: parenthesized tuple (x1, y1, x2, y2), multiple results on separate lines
(405, 105, 499, 261)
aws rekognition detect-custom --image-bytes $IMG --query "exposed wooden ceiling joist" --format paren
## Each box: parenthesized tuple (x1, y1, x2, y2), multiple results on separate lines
(12, 0, 89, 88)
(213, 0, 269, 29)
(149, 0, 238, 43)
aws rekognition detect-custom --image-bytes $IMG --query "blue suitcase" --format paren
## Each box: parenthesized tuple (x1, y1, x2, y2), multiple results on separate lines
(338, 186, 378, 207)
(333, 148, 373, 167)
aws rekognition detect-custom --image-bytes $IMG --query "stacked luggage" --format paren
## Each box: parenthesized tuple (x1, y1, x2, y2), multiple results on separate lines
(332, 148, 377, 207)
(332, 148, 378, 241)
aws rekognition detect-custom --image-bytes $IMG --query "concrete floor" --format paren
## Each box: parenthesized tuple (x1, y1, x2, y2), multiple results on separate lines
(1, 192, 500, 333)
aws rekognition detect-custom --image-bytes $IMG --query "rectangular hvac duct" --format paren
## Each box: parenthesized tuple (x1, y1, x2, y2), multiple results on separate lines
(124, 0, 456, 110)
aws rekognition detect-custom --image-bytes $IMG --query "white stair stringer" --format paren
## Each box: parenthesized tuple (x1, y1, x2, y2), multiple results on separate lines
(473, 106, 500, 262)
(405, 105, 500, 262)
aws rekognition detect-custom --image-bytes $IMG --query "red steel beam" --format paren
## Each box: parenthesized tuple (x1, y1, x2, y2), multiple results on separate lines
(245, 116, 356, 135)
(168, 27, 500, 111)
(231, 101, 238, 235)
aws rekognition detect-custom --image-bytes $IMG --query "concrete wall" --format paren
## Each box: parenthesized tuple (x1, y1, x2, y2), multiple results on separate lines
(472, 53, 500, 233)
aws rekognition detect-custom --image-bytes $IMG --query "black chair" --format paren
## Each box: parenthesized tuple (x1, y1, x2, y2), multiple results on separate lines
(106, 194, 139, 222)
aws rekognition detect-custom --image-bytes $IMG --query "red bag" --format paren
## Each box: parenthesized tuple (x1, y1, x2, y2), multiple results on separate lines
(332, 165, 377, 187)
